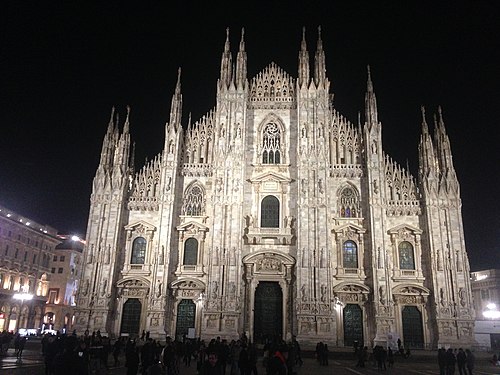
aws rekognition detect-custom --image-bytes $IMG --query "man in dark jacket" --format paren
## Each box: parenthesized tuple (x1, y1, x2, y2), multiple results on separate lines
(267, 345, 288, 375)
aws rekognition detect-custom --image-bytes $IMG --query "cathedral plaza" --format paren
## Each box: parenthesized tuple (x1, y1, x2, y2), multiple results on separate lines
(73, 28, 474, 350)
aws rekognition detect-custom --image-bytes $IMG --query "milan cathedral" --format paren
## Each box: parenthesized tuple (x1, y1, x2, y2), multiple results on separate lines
(74, 28, 475, 349)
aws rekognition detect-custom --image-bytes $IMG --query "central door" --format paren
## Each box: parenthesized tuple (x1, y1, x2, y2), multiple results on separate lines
(402, 306, 424, 349)
(343, 304, 364, 346)
(254, 281, 282, 343)
(175, 299, 196, 341)
(120, 298, 141, 336)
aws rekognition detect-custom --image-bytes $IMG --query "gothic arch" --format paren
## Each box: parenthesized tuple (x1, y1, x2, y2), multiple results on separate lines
(336, 183, 361, 218)
(181, 181, 206, 216)
(257, 113, 286, 134)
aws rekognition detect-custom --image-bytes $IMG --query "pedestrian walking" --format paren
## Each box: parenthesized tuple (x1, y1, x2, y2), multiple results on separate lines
(446, 348, 456, 375)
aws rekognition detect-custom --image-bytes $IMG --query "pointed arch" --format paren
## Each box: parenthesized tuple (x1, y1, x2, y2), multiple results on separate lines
(258, 113, 286, 165)
(181, 181, 206, 216)
(337, 183, 361, 217)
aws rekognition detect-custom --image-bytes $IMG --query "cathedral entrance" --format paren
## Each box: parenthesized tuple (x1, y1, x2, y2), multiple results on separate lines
(120, 298, 141, 336)
(402, 306, 424, 348)
(343, 304, 363, 346)
(254, 281, 282, 343)
(175, 299, 196, 340)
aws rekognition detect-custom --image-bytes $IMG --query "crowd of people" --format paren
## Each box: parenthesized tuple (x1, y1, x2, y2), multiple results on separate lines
(438, 347, 475, 375)
(0, 328, 495, 375)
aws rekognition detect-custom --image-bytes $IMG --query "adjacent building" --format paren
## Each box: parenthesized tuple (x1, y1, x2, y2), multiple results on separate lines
(0, 204, 59, 332)
(74, 28, 475, 349)
(44, 235, 85, 333)
(471, 269, 500, 350)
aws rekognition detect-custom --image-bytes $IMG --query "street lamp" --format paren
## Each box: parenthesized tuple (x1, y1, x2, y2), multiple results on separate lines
(13, 286, 34, 333)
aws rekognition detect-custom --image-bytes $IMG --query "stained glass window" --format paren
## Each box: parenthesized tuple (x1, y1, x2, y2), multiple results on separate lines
(131, 237, 146, 264)
(399, 241, 415, 270)
(183, 238, 198, 265)
(339, 187, 359, 217)
(343, 240, 358, 268)
(261, 196, 280, 228)
(262, 123, 281, 164)
(182, 185, 205, 216)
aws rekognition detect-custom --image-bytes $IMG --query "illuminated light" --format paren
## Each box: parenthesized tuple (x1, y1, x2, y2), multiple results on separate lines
(476, 274, 488, 281)
(13, 293, 33, 301)
(7, 214, 11, 217)
(26, 222, 31, 226)
(487, 303, 497, 310)
(19, 219, 23, 222)
(71, 235, 80, 242)
(483, 309, 500, 319)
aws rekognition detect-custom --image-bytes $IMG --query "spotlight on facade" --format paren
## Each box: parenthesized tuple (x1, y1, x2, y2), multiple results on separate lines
(483, 303, 500, 319)
(71, 235, 80, 242)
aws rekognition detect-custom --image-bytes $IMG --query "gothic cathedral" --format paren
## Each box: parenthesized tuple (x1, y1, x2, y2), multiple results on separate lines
(74, 28, 475, 348)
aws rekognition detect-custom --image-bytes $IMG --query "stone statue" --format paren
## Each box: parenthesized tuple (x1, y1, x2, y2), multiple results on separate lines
(300, 284, 307, 302)
(101, 279, 107, 297)
(156, 281, 162, 298)
(82, 279, 89, 296)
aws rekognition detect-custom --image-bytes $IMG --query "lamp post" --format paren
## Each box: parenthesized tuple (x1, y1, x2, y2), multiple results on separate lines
(13, 286, 34, 333)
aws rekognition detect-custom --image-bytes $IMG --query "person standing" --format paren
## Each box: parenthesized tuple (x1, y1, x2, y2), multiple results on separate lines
(202, 352, 223, 375)
(465, 349, 475, 375)
(446, 348, 456, 375)
(438, 347, 447, 375)
(456, 348, 466, 375)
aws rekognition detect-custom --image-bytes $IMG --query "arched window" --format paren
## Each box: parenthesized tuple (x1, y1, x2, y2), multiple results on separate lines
(261, 196, 280, 228)
(339, 187, 360, 218)
(182, 184, 205, 216)
(183, 238, 198, 265)
(399, 241, 415, 270)
(343, 240, 358, 268)
(262, 123, 281, 164)
(131, 237, 147, 264)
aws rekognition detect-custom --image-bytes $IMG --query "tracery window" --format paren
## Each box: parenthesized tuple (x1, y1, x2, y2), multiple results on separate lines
(262, 123, 281, 164)
(182, 184, 205, 216)
(343, 240, 358, 268)
(131, 237, 146, 264)
(339, 187, 359, 217)
(183, 238, 198, 266)
(261, 195, 280, 228)
(399, 241, 415, 270)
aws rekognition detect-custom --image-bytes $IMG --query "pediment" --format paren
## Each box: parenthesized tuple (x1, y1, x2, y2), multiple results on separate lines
(124, 220, 157, 233)
(333, 282, 371, 294)
(249, 171, 292, 184)
(176, 220, 209, 232)
(332, 223, 366, 234)
(170, 278, 205, 290)
(387, 224, 422, 236)
(393, 284, 430, 295)
(116, 277, 151, 288)
(243, 250, 296, 266)
(249, 62, 296, 106)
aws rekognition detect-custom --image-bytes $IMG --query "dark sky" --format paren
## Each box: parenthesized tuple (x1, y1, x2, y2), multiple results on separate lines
(1, 2, 499, 271)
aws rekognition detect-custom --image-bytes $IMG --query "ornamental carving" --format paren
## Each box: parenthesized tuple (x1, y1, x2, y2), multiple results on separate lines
(256, 257, 282, 272)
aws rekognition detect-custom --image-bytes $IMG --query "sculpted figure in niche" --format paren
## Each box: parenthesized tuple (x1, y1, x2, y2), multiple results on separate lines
(156, 281, 162, 298)
(320, 284, 327, 302)
(211, 281, 218, 299)
(105, 245, 111, 264)
(82, 279, 89, 296)
(101, 279, 107, 297)
(300, 284, 307, 302)
(379, 286, 385, 305)
(247, 214, 255, 228)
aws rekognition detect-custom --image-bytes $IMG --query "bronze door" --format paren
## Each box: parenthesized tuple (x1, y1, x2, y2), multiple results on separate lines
(175, 299, 196, 340)
(402, 306, 424, 349)
(343, 304, 363, 346)
(120, 298, 141, 335)
(254, 281, 282, 343)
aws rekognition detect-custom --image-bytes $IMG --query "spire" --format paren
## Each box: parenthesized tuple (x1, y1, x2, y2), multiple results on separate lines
(298, 27, 310, 88)
(107, 106, 116, 134)
(169, 68, 183, 129)
(365, 65, 378, 128)
(314, 26, 326, 86)
(219, 28, 233, 90)
(434, 106, 455, 174)
(235, 28, 247, 90)
(123, 105, 130, 134)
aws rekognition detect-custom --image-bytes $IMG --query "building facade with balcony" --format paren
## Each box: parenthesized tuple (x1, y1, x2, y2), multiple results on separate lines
(0, 204, 59, 333)
(74, 29, 475, 349)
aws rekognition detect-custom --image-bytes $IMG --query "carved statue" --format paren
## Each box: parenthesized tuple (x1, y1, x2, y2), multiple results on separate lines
(212, 281, 218, 299)
(156, 281, 162, 298)
(320, 284, 327, 302)
(101, 279, 107, 297)
(300, 284, 307, 302)
(105, 245, 111, 264)
(247, 214, 255, 228)
(82, 279, 89, 296)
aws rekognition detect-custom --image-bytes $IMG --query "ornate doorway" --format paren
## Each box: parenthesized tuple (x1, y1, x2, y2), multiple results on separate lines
(343, 304, 363, 346)
(254, 281, 282, 343)
(402, 306, 424, 348)
(175, 299, 196, 340)
(120, 298, 141, 335)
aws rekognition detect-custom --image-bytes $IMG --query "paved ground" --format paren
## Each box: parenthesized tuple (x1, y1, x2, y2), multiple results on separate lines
(2, 339, 500, 375)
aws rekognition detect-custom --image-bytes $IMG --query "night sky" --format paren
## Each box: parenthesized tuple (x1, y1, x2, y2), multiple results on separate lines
(1, 2, 499, 271)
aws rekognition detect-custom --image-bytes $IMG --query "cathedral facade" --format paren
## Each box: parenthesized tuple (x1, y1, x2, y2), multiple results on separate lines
(74, 29, 475, 349)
